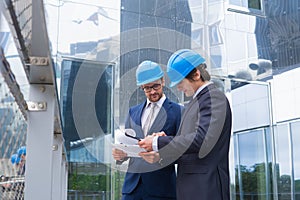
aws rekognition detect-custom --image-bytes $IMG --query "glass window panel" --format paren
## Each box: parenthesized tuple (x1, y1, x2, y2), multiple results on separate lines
(238, 129, 268, 199)
(275, 124, 292, 200)
(122, 0, 176, 19)
(60, 58, 114, 197)
(291, 121, 300, 199)
(176, 0, 192, 22)
(60, 58, 113, 157)
(209, 21, 223, 46)
(189, 0, 204, 24)
(248, 0, 262, 10)
(175, 20, 192, 49)
(233, 134, 241, 199)
(265, 128, 274, 200)
(121, 0, 140, 13)
(191, 25, 203, 47)
(46, 1, 120, 55)
(229, 0, 262, 10)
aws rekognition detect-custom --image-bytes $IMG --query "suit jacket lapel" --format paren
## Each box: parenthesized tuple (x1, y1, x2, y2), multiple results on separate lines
(135, 101, 147, 139)
(178, 98, 197, 132)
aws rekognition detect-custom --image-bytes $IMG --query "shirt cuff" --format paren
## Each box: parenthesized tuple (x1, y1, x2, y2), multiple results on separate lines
(152, 136, 159, 151)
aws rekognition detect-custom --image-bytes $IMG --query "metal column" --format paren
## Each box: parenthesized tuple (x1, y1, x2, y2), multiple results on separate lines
(52, 134, 67, 200)
(26, 85, 55, 200)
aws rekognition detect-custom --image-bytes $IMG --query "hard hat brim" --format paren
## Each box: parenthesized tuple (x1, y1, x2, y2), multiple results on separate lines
(136, 73, 164, 86)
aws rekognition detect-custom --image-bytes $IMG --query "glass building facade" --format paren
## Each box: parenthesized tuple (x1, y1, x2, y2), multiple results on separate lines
(1, 0, 300, 199)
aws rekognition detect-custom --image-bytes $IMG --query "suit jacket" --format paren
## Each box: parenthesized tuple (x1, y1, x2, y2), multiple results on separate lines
(122, 98, 182, 198)
(158, 84, 232, 200)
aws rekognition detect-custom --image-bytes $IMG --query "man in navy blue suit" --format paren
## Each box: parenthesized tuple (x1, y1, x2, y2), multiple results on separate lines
(112, 60, 182, 200)
(139, 49, 232, 200)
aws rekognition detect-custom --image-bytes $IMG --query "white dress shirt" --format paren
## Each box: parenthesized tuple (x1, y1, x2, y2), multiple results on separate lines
(141, 94, 166, 136)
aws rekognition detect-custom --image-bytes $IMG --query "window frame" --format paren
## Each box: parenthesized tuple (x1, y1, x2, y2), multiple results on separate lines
(227, 0, 266, 18)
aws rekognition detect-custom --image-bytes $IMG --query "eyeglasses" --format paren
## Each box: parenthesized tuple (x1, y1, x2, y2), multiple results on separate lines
(142, 83, 162, 93)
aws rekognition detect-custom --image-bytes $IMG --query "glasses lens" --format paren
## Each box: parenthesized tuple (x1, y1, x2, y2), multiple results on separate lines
(142, 84, 161, 92)
(143, 86, 150, 92)
(153, 84, 161, 90)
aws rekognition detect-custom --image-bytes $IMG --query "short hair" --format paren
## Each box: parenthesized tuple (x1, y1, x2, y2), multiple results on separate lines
(186, 63, 211, 82)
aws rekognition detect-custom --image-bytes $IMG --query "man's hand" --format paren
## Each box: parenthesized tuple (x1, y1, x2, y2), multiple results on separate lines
(138, 135, 155, 151)
(112, 148, 127, 161)
(152, 131, 166, 136)
(139, 151, 160, 163)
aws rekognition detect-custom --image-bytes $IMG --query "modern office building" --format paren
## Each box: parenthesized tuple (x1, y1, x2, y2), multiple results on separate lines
(1, 0, 300, 199)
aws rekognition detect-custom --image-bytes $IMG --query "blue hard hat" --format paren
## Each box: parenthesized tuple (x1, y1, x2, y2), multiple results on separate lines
(17, 146, 26, 156)
(11, 154, 21, 164)
(136, 61, 164, 86)
(167, 49, 205, 87)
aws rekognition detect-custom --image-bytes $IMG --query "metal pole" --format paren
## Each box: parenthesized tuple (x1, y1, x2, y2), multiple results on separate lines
(25, 85, 55, 200)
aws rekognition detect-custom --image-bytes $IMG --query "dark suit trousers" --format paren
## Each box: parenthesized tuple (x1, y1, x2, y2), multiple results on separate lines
(122, 178, 176, 200)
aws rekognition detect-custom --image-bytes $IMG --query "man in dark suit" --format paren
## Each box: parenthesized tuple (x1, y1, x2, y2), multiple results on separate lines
(112, 60, 182, 200)
(139, 49, 232, 200)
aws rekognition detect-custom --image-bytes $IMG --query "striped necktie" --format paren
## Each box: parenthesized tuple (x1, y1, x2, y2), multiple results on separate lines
(143, 103, 157, 136)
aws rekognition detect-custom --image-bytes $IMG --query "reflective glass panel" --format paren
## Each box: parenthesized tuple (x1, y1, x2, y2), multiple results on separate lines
(275, 124, 292, 200)
(60, 58, 114, 198)
(291, 121, 300, 199)
(237, 129, 268, 199)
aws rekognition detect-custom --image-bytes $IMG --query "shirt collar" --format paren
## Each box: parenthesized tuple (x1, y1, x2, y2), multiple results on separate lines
(193, 81, 213, 99)
(147, 94, 166, 108)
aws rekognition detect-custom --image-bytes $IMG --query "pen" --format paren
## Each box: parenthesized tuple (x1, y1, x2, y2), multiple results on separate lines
(125, 132, 141, 141)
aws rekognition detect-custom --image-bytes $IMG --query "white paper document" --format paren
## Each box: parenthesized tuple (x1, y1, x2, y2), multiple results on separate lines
(113, 129, 146, 157)
(114, 129, 139, 145)
(112, 143, 146, 157)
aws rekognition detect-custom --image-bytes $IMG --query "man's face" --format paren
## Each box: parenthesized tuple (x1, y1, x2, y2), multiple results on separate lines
(141, 79, 164, 102)
(176, 78, 195, 97)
